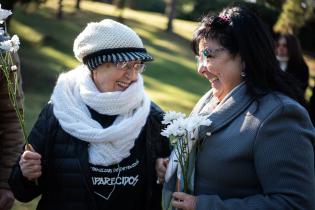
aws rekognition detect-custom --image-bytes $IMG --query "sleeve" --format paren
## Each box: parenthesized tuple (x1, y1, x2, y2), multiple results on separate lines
(9, 103, 53, 202)
(299, 63, 309, 93)
(196, 103, 315, 210)
(0, 52, 24, 190)
(150, 102, 171, 158)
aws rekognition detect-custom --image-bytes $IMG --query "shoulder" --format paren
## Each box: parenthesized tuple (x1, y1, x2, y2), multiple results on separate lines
(149, 101, 164, 121)
(40, 102, 54, 119)
(37, 102, 59, 129)
(258, 92, 308, 116)
(255, 92, 314, 134)
(245, 92, 313, 135)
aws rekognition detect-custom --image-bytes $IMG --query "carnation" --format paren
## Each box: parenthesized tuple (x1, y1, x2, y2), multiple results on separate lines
(0, 5, 12, 21)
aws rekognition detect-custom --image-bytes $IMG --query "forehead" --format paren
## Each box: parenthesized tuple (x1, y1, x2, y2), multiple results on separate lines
(278, 37, 287, 45)
(126, 60, 142, 64)
(198, 38, 220, 52)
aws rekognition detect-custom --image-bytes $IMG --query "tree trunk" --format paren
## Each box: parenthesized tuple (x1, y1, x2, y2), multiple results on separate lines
(57, 0, 63, 19)
(75, 0, 81, 10)
(165, 0, 177, 33)
(114, 0, 127, 22)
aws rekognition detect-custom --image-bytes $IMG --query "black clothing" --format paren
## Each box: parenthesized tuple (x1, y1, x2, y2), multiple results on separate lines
(90, 135, 147, 210)
(309, 85, 315, 127)
(9, 102, 170, 210)
(285, 60, 309, 94)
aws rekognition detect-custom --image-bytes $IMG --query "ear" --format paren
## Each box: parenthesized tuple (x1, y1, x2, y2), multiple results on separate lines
(242, 61, 246, 71)
(91, 70, 96, 81)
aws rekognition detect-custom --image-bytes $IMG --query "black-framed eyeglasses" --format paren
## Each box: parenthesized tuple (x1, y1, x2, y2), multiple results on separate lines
(116, 61, 146, 74)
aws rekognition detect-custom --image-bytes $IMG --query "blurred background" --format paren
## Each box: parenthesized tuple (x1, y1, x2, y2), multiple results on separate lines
(1, 0, 314, 208)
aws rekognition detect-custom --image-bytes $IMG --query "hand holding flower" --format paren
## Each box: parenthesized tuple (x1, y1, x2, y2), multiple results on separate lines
(155, 157, 169, 184)
(161, 111, 211, 192)
(172, 192, 197, 210)
(19, 145, 42, 181)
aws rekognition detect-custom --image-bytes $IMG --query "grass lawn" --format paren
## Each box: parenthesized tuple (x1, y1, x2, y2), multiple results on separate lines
(9, 0, 315, 209)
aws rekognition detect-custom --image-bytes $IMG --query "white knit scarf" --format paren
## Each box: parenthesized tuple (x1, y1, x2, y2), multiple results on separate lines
(50, 65, 151, 166)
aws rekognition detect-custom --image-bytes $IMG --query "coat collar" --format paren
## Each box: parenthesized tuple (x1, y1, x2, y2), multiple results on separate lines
(196, 82, 254, 138)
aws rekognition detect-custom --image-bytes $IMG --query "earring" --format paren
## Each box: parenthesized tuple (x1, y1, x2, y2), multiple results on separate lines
(240, 71, 246, 77)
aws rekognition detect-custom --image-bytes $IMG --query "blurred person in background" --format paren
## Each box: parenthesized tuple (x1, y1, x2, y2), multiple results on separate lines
(9, 19, 169, 210)
(275, 34, 309, 96)
(0, 23, 24, 210)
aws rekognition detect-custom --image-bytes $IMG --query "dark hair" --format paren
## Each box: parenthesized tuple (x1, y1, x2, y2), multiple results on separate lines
(278, 34, 308, 72)
(191, 6, 306, 107)
(278, 34, 304, 61)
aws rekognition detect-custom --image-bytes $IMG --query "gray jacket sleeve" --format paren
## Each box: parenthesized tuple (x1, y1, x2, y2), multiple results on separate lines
(196, 102, 315, 210)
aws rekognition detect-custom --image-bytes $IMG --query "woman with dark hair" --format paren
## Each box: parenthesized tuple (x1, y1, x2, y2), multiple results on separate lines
(158, 6, 315, 210)
(276, 34, 309, 95)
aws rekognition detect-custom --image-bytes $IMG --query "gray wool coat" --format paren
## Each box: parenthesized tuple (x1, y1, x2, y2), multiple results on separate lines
(192, 83, 315, 210)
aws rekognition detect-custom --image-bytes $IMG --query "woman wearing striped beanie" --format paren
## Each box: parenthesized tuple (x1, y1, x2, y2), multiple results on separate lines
(10, 19, 170, 210)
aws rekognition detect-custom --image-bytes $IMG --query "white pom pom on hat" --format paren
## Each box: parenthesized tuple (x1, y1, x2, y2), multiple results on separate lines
(73, 19, 153, 70)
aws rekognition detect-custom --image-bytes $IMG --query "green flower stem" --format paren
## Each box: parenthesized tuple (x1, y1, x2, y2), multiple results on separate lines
(173, 133, 190, 193)
(0, 52, 27, 143)
(1, 52, 38, 185)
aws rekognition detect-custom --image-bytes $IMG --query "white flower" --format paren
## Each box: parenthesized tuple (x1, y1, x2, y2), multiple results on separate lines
(161, 111, 212, 138)
(162, 111, 186, 125)
(0, 35, 20, 53)
(161, 119, 186, 138)
(0, 4, 12, 21)
(10, 35, 20, 52)
(186, 115, 212, 132)
(11, 65, 17, 71)
(0, 39, 12, 51)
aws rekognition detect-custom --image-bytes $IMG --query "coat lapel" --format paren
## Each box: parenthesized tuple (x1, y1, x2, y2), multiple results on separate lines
(197, 83, 254, 138)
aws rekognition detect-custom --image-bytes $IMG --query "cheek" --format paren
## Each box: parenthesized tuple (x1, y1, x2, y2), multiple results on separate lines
(206, 62, 220, 74)
(219, 65, 241, 84)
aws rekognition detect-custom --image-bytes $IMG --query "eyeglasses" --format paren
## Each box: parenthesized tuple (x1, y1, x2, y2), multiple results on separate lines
(116, 61, 146, 74)
(195, 47, 225, 69)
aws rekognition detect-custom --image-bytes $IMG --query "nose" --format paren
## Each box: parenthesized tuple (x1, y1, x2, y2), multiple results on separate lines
(126, 68, 138, 80)
(197, 65, 208, 75)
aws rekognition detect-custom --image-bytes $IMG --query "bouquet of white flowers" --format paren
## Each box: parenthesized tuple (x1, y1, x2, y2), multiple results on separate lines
(0, 5, 26, 142)
(161, 111, 211, 192)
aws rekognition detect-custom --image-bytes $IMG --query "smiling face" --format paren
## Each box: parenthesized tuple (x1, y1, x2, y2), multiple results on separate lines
(197, 38, 243, 102)
(92, 61, 140, 92)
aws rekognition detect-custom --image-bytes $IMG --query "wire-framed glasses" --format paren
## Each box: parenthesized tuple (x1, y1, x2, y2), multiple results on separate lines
(195, 47, 225, 69)
(116, 61, 146, 74)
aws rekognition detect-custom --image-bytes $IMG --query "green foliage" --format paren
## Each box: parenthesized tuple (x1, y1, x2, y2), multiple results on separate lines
(128, 0, 165, 13)
(239, 1, 280, 34)
(177, 0, 232, 21)
(256, 0, 285, 10)
(0, 0, 45, 10)
(274, 0, 315, 34)
(177, 0, 280, 24)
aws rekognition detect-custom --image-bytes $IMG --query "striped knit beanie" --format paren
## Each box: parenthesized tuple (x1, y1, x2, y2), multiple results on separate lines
(73, 19, 153, 70)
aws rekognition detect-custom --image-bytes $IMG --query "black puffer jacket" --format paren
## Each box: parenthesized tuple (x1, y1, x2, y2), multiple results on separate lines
(9, 102, 170, 210)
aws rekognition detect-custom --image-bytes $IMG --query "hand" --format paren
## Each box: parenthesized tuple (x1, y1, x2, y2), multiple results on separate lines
(19, 145, 42, 181)
(0, 189, 15, 210)
(171, 192, 197, 210)
(155, 158, 169, 184)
